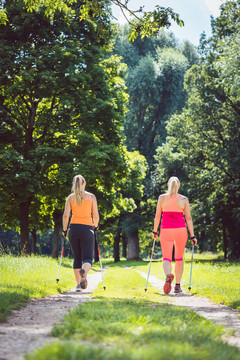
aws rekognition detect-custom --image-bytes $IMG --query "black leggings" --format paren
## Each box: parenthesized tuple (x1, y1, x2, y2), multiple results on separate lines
(68, 224, 94, 269)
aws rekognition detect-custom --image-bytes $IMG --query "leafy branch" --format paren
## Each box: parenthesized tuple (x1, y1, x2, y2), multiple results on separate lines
(0, 0, 184, 41)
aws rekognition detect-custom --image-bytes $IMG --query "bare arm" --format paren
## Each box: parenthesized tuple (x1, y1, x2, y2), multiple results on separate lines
(62, 195, 71, 235)
(184, 198, 197, 244)
(153, 196, 162, 235)
(92, 195, 99, 228)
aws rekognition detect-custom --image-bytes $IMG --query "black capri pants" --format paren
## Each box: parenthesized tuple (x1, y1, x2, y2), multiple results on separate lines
(68, 224, 94, 269)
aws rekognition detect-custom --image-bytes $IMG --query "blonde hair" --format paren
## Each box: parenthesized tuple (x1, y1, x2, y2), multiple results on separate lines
(72, 175, 85, 205)
(168, 176, 180, 196)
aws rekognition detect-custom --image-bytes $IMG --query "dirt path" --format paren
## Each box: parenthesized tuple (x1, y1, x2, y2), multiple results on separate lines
(0, 270, 103, 360)
(134, 268, 240, 349)
(1, 267, 239, 360)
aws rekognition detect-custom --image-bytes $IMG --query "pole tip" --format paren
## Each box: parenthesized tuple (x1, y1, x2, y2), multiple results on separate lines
(188, 287, 191, 291)
(144, 288, 147, 292)
(104, 287, 106, 291)
(56, 279, 59, 283)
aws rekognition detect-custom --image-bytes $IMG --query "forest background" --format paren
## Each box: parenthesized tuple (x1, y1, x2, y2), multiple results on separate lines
(0, 0, 239, 261)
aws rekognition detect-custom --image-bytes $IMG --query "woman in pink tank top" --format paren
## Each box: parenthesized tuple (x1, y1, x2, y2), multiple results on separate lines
(153, 177, 197, 294)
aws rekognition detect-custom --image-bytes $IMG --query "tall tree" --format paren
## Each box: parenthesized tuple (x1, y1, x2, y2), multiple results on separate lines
(0, 0, 128, 254)
(125, 46, 189, 166)
(114, 28, 198, 167)
(153, 1, 240, 259)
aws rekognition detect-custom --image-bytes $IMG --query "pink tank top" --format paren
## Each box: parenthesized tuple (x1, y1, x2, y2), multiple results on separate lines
(161, 194, 186, 229)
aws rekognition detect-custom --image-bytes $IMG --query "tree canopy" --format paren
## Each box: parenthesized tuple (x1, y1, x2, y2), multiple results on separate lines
(0, 0, 129, 254)
(114, 27, 198, 167)
(0, 0, 185, 41)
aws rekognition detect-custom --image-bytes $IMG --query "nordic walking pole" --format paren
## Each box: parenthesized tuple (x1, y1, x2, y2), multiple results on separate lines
(145, 236, 156, 292)
(94, 228, 106, 290)
(188, 244, 195, 291)
(56, 235, 66, 283)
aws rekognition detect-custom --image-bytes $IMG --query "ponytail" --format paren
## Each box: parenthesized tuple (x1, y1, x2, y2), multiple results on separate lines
(168, 176, 180, 196)
(72, 175, 85, 205)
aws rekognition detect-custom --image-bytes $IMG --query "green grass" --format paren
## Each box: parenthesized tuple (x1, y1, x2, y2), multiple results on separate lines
(128, 252, 240, 310)
(0, 255, 99, 322)
(26, 266, 239, 360)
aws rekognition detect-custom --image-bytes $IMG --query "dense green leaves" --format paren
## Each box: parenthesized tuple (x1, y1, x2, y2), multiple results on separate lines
(0, 0, 129, 253)
(0, 0, 185, 46)
(114, 28, 194, 166)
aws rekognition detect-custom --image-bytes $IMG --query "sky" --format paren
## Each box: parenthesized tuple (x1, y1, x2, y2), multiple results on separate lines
(111, 0, 226, 46)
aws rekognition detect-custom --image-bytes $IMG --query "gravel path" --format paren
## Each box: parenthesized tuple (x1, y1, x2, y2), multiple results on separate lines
(135, 268, 240, 349)
(0, 270, 103, 360)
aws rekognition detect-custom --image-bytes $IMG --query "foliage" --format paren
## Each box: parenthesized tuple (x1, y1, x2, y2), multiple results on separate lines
(114, 27, 198, 167)
(153, 1, 240, 258)
(0, 0, 185, 42)
(126, 5, 184, 42)
(0, 226, 21, 255)
(99, 150, 147, 261)
(0, 0, 129, 253)
(110, 28, 199, 260)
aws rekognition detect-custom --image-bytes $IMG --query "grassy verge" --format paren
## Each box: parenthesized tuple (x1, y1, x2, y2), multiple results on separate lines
(0, 255, 100, 322)
(127, 252, 240, 310)
(26, 266, 239, 360)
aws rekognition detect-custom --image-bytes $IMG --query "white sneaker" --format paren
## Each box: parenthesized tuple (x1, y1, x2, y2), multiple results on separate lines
(76, 284, 81, 292)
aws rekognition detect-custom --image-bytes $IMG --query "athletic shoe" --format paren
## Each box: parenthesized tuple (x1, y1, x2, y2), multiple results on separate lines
(80, 269, 88, 289)
(174, 284, 182, 293)
(76, 284, 81, 292)
(163, 274, 174, 294)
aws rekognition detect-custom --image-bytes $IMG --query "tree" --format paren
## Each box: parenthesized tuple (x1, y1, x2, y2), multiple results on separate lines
(112, 27, 199, 260)
(125, 46, 189, 166)
(0, 0, 128, 254)
(153, 2, 240, 258)
(100, 149, 147, 262)
(122, 151, 147, 260)
(114, 27, 199, 168)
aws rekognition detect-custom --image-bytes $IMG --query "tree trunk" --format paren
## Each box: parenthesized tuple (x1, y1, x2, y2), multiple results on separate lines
(114, 228, 121, 263)
(221, 219, 228, 259)
(127, 228, 140, 260)
(230, 226, 240, 260)
(114, 214, 123, 262)
(31, 228, 37, 255)
(19, 199, 32, 255)
(52, 209, 63, 259)
(122, 234, 127, 258)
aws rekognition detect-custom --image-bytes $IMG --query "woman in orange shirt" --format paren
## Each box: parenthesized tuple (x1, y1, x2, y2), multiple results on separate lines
(62, 175, 99, 291)
(153, 177, 197, 294)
